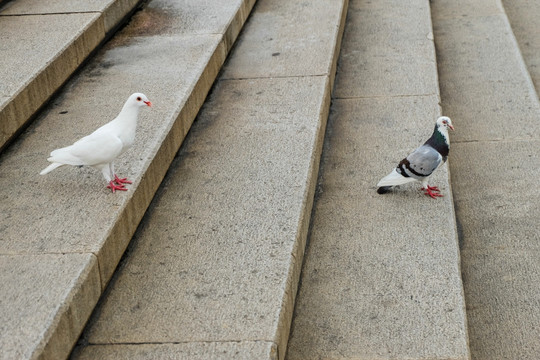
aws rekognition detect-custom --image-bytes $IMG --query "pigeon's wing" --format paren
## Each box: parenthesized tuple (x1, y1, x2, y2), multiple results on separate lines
(48, 132, 123, 166)
(399, 144, 442, 180)
(73, 120, 115, 145)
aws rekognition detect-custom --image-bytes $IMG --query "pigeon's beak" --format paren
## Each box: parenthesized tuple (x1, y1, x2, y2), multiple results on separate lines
(449, 124, 454, 130)
(144, 101, 152, 107)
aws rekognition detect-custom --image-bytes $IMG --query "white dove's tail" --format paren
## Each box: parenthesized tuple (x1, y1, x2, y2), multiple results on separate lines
(377, 168, 417, 187)
(40, 162, 64, 175)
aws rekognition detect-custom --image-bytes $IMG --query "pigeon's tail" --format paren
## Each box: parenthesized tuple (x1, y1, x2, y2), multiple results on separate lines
(377, 186, 392, 194)
(377, 168, 416, 187)
(40, 162, 64, 175)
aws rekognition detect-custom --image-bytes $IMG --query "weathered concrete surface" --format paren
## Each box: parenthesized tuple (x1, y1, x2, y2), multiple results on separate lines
(77, 76, 331, 360)
(432, 14, 540, 142)
(0, 254, 100, 360)
(0, 0, 142, 151)
(459, 250, 540, 360)
(221, 0, 347, 80)
(0, 0, 140, 33)
(334, 0, 438, 98)
(1, 0, 115, 13)
(73, 342, 277, 360)
(287, 0, 470, 359)
(0, 34, 223, 277)
(451, 141, 540, 250)
(502, 0, 540, 96)
(0, 12, 103, 151)
(72, 0, 348, 359)
(0, 0, 255, 359)
(432, 0, 540, 358)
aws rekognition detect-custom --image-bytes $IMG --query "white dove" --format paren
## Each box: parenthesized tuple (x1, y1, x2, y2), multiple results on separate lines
(40, 93, 152, 192)
(377, 116, 454, 199)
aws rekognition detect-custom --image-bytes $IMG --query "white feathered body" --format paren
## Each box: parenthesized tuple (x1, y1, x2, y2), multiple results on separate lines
(376, 168, 418, 187)
(40, 93, 149, 183)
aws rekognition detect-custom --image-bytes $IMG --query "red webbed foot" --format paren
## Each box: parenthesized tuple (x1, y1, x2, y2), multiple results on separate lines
(107, 180, 128, 193)
(114, 174, 132, 185)
(421, 185, 443, 199)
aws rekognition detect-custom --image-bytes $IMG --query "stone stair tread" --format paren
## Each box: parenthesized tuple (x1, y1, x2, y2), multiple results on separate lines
(71, 0, 348, 359)
(0, 254, 99, 360)
(0, 0, 143, 151)
(432, 0, 540, 358)
(73, 342, 277, 360)
(286, 0, 470, 359)
(0, 0, 254, 358)
(503, 0, 540, 95)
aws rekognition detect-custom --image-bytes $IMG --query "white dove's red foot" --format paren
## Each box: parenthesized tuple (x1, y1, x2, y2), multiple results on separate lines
(114, 174, 132, 185)
(107, 181, 128, 193)
(422, 185, 443, 199)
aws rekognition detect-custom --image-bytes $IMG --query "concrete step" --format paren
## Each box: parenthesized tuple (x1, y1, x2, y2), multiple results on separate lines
(286, 0, 470, 359)
(0, 0, 255, 359)
(69, 0, 348, 359)
(431, 0, 540, 358)
(502, 0, 540, 96)
(0, 0, 144, 152)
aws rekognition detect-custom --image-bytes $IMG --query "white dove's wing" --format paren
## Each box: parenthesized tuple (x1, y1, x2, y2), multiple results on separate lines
(48, 132, 123, 166)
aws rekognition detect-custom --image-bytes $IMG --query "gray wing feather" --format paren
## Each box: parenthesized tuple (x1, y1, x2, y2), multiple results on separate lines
(405, 145, 442, 177)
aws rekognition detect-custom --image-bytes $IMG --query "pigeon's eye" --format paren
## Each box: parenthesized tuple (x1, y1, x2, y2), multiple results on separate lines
(136, 97, 142, 101)
(442, 120, 447, 124)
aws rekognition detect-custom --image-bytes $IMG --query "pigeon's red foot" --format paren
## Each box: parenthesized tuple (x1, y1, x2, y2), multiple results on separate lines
(107, 180, 128, 193)
(114, 174, 132, 185)
(421, 185, 443, 199)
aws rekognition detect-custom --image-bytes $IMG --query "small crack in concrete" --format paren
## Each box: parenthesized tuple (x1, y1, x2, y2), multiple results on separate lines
(453, 137, 539, 144)
(0, 11, 102, 17)
(86, 339, 277, 346)
(219, 74, 328, 82)
(333, 93, 438, 100)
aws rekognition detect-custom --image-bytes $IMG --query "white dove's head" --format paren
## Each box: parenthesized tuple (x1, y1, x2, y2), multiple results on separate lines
(437, 116, 454, 131)
(128, 93, 152, 108)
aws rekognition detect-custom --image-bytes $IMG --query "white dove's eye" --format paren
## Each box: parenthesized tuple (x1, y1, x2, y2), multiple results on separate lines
(136, 96, 142, 101)
(442, 120, 447, 124)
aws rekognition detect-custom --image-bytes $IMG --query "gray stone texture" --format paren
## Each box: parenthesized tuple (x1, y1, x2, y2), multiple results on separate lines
(73, 342, 277, 360)
(0, 254, 100, 360)
(286, 99, 469, 360)
(78, 76, 330, 357)
(432, 0, 540, 358)
(502, 0, 540, 96)
(433, 14, 540, 142)
(2, 0, 128, 14)
(451, 141, 540, 251)
(0, 0, 141, 33)
(0, 12, 104, 150)
(334, 0, 438, 98)
(430, 0, 504, 20)
(460, 251, 540, 360)
(221, 0, 347, 80)
(286, 0, 470, 359)
(0, 0, 255, 358)
(0, 0, 144, 151)
(73, 0, 347, 358)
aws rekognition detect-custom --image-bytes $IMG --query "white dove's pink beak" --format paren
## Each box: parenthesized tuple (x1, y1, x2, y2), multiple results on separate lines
(449, 124, 454, 130)
(144, 101, 152, 107)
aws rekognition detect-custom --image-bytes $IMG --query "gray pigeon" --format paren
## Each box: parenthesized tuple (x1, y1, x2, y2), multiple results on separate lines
(377, 116, 454, 198)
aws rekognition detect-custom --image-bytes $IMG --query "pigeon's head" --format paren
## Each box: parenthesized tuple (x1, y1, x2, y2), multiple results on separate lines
(437, 116, 454, 131)
(129, 93, 152, 108)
